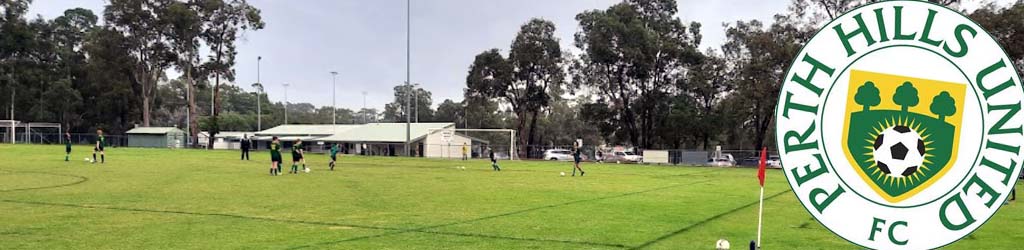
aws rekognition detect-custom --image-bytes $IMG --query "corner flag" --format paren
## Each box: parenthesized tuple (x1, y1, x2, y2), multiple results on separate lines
(756, 147, 767, 249)
(757, 147, 767, 186)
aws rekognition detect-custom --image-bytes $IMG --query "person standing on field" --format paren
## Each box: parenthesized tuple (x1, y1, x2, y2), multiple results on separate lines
(93, 129, 106, 164)
(290, 139, 306, 174)
(240, 134, 251, 160)
(571, 140, 585, 176)
(489, 147, 500, 171)
(269, 136, 282, 176)
(64, 132, 72, 162)
(329, 143, 339, 171)
(462, 143, 469, 161)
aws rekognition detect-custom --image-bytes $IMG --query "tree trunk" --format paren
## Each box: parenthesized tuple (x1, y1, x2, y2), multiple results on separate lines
(187, 66, 199, 148)
(515, 109, 528, 158)
(142, 94, 151, 127)
(526, 109, 540, 158)
(208, 73, 222, 149)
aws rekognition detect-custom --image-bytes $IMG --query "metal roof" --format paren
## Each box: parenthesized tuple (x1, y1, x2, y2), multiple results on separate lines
(126, 127, 185, 135)
(254, 124, 359, 136)
(255, 123, 455, 143)
(320, 123, 454, 142)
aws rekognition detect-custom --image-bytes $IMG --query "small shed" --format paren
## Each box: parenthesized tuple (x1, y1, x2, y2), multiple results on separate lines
(126, 127, 186, 148)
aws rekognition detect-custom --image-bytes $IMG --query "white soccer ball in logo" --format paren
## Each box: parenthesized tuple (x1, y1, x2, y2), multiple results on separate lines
(872, 125, 926, 178)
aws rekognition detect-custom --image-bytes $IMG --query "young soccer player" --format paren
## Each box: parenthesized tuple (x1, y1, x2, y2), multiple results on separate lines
(93, 129, 106, 164)
(329, 143, 339, 171)
(270, 136, 282, 176)
(290, 139, 306, 174)
(461, 143, 468, 161)
(489, 147, 500, 171)
(572, 140, 585, 176)
(64, 132, 72, 162)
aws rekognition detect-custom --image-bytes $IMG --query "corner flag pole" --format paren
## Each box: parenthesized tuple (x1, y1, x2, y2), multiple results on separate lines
(756, 147, 767, 249)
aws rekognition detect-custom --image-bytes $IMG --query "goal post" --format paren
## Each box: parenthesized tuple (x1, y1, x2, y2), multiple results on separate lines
(427, 128, 516, 160)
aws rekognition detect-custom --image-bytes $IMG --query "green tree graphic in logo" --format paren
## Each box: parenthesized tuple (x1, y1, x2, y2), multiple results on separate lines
(847, 79, 959, 202)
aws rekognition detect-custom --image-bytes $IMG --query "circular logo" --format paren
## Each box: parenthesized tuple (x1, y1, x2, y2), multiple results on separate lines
(775, 1, 1024, 249)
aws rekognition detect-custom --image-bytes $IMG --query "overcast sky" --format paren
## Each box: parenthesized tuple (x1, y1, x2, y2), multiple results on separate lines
(26, 0, 1010, 111)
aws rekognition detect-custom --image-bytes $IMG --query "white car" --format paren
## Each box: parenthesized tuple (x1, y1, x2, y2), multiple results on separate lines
(766, 156, 783, 168)
(707, 154, 736, 167)
(543, 149, 575, 161)
(608, 151, 643, 163)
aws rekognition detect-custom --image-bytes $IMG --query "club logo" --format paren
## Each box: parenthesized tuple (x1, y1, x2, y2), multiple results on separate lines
(775, 1, 1023, 249)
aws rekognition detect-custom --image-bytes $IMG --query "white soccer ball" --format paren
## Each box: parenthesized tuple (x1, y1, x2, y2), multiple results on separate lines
(560, 172, 566, 177)
(872, 125, 926, 178)
(715, 238, 730, 250)
(84, 158, 91, 162)
(304, 168, 310, 173)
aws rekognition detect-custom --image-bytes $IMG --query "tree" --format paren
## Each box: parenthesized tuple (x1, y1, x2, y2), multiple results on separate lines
(198, 0, 264, 148)
(893, 81, 919, 113)
(104, 0, 175, 127)
(159, 0, 204, 144)
(971, 2, 1024, 78)
(684, 49, 731, 150)
(854, 81, 880, 111)
(382, 84, 433, 122)
(434, 99, 464, 124)
(930, 91, 956, 121)
(509, 18, 564, 155)
(574, 0, 702, 149)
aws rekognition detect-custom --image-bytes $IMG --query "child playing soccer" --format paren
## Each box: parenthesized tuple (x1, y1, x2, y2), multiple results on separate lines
(290, 139, 306, 174)
(93, 129, 106, 164)
(64, 132, 72, 162)
(572, 140, 585, 176)
(489, 147, 500, 171)
(461, 143, 468, 161)
(329, 143, 339, 171)
(270, 136, 282, 176)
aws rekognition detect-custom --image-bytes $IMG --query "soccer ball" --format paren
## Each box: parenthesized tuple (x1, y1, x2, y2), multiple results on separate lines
(872, 125, 926, 178)
(560, 172, 566, 177)
(304, 168, 310, 173)
(715, 238, 730, 250)
(84, 158, 91, 162)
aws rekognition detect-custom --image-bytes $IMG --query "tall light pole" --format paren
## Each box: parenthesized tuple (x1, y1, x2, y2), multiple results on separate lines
(256, 56, 262, 131)
(361, 91, 368, 124)
(330, 71, 338, 125)
(412, 83, 420, 123)
(404, 0, 411, 156)
(283, 83, 290, 124)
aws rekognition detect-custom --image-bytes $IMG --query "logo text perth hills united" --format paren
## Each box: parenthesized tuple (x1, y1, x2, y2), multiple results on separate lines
(775, 1, 1024, 249)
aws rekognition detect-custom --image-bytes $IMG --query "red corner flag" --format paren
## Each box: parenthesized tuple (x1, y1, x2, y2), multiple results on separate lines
(757, 147, 767, 187)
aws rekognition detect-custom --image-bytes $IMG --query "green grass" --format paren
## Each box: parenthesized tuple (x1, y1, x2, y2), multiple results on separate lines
(1, 144, 1023, 249)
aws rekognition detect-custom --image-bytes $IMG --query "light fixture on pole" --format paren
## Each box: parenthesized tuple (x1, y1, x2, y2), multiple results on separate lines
(330, 71, 338, 125)
(283, 83, 290, 125)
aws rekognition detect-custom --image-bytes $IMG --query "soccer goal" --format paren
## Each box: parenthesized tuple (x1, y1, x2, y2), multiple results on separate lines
(426, 128, 516, 160)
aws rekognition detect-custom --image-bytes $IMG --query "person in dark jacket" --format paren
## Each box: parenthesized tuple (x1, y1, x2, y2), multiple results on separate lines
(240, 134, 251, 160)
(489, 147, 501, 171)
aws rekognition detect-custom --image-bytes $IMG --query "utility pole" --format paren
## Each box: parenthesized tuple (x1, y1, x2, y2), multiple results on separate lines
(362, 91, 368, 124)
(256, 56, 262, 131)
(283, 83, 290, 124)
(331, 71, 338, 125)
(404, 0, 411, 157)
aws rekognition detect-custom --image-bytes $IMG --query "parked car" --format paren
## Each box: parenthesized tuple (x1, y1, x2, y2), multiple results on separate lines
(607, 151, 643, 163)
(707, 154, 736, 167)
(543, 149, 576, 161)
(766, 155, 783, 168)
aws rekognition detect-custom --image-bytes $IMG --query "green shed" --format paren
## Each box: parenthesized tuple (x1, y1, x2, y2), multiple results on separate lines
(126, 127, 186, 148)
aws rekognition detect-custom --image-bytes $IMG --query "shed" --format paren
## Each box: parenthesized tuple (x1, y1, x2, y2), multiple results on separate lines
(126, 127, 186, 148)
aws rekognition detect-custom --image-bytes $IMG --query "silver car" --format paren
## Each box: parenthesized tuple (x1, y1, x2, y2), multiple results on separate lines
(543, 149, 575, 161)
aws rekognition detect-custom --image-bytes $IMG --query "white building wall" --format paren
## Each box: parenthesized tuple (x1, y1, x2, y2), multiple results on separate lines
(424, 132, 471, 159)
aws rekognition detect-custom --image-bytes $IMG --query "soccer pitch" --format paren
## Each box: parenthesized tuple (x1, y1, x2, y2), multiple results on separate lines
(1, 145, 1022, 249)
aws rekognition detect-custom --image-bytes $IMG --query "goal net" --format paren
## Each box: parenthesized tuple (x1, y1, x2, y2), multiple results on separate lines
(425, 128, 516, 160)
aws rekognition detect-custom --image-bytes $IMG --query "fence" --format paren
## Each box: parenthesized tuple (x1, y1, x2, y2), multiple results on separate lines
(0, 132, 129, 147)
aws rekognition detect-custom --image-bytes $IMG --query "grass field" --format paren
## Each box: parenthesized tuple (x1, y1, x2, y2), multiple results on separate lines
(1, 144, 1023, 249)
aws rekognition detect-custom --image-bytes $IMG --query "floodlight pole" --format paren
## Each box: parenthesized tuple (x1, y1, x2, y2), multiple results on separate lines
(404, 0, 411, 157)
(331, 71, 338, 125)
(283, 83, 290, 124)
(257, 56, 262, 131)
